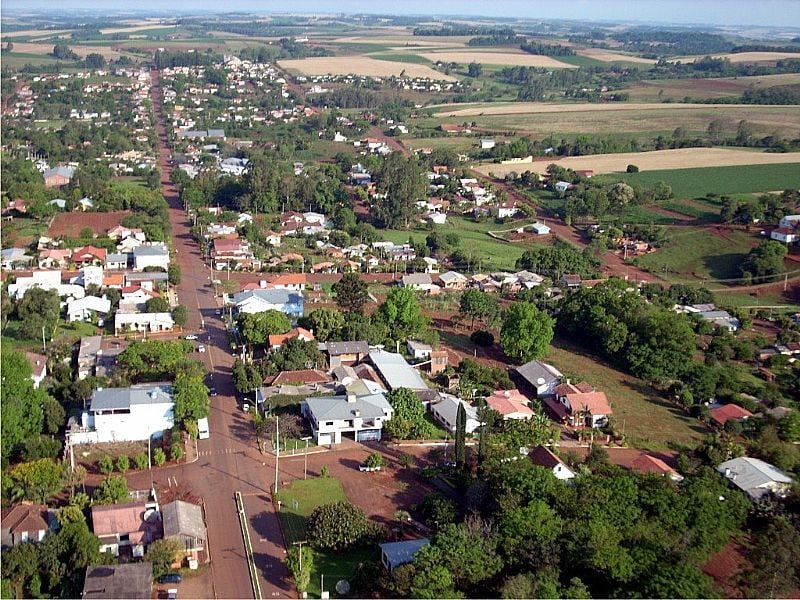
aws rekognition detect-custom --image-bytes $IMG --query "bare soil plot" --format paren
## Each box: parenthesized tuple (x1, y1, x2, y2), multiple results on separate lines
(677, 51, 800, 63)
(575, 48, 657, 64)
(48, 210, 131, 238)
(474, 147, 800, 177)
(2, 28, 73, 39)
(420, 50, 577, 68)
(100, 23, 178, 35)
(278, 56, 456, 80)
(9, 42, 124, 59)
(436, 101, 763, 117)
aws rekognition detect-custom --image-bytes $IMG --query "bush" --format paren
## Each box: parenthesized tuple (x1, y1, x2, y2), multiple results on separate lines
(93, 475, 129, 504)
(134, 452, 149, 470)
(116, 455, 130, 473)
(470, 330, 494, 347)
(98, 455, 114, 474)
(307, 500, 374, 551)
(364, 452, 386, 469)
(319, 466, 329, 478)
(626, 164, 639, 173)
(152, 447, 166, 467)
(418, 493, 457, 528)
(170, 443, 184, 461)
(145, 538, 184, 578)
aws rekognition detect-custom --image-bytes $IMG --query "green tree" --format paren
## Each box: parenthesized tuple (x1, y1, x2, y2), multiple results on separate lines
(237, 310, 291, 348)
(1, 350, 47, 462)
(742, 516, 800, 598)
(305, 308, 345, 341)
(307, 500, 374, 551)
(740, 240, 788, 280)
(153, 447, 166, 466)
(134, 452, 149, 470)
(42, 397, 66, 435)
(364, 452, 386, 469)
(385, 388, 434, 439)
(500, 302, 555, 364)
(17, 287, 60, 340)
(454, 403, 466, 467)
(373, 153, 426, 229)
(286, 545, 314, 593)
(145, 538, 184, 578)
(332, 272, 369, 315)
(418, 493, 457, 529)
(173, 372, 210, 424)
(422, 521, 503, 590)
(171, 304, 188, 327)
(459, 289, 499, 329)
(7, 459, 65, 503)
(93, 475, 129, 504)
(115, 455, 130, 473)
(97, 454, 114, 475)
(411, 561, 461, 599)
(375, 287, 428, 342)
(467, 62, 483, 77)
(168, 263, 182, 285)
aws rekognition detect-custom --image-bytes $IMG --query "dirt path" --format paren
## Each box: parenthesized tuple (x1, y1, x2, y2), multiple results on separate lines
(369, 124, 411, 157)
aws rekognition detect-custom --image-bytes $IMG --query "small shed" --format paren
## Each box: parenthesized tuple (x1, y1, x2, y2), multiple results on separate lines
(380, 538, 430, 571)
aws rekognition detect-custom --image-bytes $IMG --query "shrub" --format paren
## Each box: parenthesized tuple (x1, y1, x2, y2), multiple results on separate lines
(626, 164, 639, 173)
(134, 452, 149, 470)
(170, 443, 184, 461)
(307, 500, 374, 551)
(116, 455, 130, 473)
(98, 455, 114, 474)
(418, 493, 457, 528)
(145, 538, 184, 578)
(152, 447, 166, 467)
(93, 475, 129, 504)
(319, 466, 329, 478)
(364, 452, 385, 470)
(470, 330, 494, 347)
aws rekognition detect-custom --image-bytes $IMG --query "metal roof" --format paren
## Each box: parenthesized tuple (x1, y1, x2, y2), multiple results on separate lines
(516, 359, 563, 386)
(90, 384, 173, 411)
(161, 500, 206, 541)
(369, 350, 429, 390)
(304, 393, 391, 421)
(133, 244, 169, 257)
(326, 341, 369, 356)
(83, 562, 152, 600)
(380, 538, 430, 569)
(232, 289, 301, 306)
(717, 457, 794, 499)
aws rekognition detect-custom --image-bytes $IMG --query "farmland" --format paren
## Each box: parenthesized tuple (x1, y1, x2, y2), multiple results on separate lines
(418, 50, 578, 69)
(278, 56, 456, 80)
(574, 48, 657, 64)
(622, 73, 800, 102)
(678, 51, 800, 63)
(474, 148, 800, 178)
(6, 42, 126, 59)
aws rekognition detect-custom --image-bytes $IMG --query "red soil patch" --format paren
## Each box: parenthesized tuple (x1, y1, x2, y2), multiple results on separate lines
(48, 210, 131, 238)
(702, 540, 749, 598)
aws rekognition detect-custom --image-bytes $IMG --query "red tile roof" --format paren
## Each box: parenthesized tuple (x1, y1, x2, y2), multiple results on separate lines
(267, 369, 331, 386)
(73, 245, 107, 262)
(528, 445, 566, 470)
(485, 389, 534, 417)
(1, 503, 50, 536)
(213, 238, 243, 253)
(710, 404, 753, 425)
(565, 391, 612, 416)
(90, 502, 160, 545)
(26, 352, 46, 379)
(268, 327, 315, 347)
(630, 454, 679, 477)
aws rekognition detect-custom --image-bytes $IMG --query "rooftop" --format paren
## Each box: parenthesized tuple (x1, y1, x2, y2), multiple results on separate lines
(369, 350, 429, 390)
(326, 340, 370, 356)
(83, 562, 153, 600)
(304, 392, 392, 421)
(90, 384, 172, 411)
(161, 500, 206, 541)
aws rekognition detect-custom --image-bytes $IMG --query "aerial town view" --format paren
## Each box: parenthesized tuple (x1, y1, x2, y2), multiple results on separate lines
(2, 0, 800, 598)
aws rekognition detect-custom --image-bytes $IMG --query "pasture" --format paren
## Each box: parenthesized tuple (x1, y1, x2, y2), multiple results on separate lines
(574, 48, 657, 64)
(677, 51, 800, 64)
(278, 56, 456, 80)
(474, 148, 800, 178)
(419, 50, 578, 69)
(623, 73, 800, 102)
(6, 42, 125, 59)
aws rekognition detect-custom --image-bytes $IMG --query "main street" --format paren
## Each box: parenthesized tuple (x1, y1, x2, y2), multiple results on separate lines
(133, 70, 292, 599)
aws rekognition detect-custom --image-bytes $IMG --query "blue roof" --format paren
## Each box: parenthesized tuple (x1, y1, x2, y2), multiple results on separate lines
(379, 538, 429, 569)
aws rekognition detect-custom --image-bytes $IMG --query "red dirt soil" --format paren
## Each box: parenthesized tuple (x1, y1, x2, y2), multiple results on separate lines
(48, 210, 131, 238)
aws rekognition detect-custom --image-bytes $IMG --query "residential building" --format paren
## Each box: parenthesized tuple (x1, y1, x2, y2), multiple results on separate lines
(515, 359, 563, 396)
(560, 274, 582, 289)
(83, 563, 153, 600)
(430, 395, 480, 434)
(70, 384, 174, 444)
(72, 246, 107, 267)
(529, 222, 551, 235)
(269, 273, 307, 291)
(630, 454, 684, 483)
(326, 340, 370, 368)
(38, 248, 71, 269)
(212, 238, 259, 270)
(133, 244, 170, 271)
(407, 340, 432, 360)
(485, 389, 535, 420)
(1, 247, 34, 270)
(528, 446, 575, 481)
(268, 327, 315, 350)
(717, 456, 795, 500)
(91, 502, 162, 557)
(698, 309, 740, 332)
(402, 273, 435, 292)
(43, 165, 75, 187)
(557, 389, 612, 428)
(231, 289, 304, 318)
(161, 500, 208, 564)
(430, 350, 449, 375)
(380, 539, 430, 572)
(106, 253, 129, 270)
(77, 336, 103, 380)
(26, 352, 47, 389)
(123, 271, 168, 291)
(114, 312, 174, 335)
(497, 201, 519, 219)
(369, 350, 429, 391)
(439, 270, 469, 290)
(67, 296, 111, 322)
(480, 138, 496, 149)
(302, 391, 393, 444)
(1, 503, 55, 547)
(710, 403, 753, 427)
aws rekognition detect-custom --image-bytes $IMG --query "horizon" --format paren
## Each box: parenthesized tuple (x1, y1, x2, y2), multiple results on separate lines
(2, 0, 800, 30)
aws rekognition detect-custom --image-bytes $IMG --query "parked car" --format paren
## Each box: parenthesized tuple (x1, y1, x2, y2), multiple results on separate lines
(242, 402, 250, 412)
(198, 345, 206, 353)
(210, 388, 217, 396)
(185, 334, 198, 340)
(215, 309, 222, 315)
(158, 573, 182, 584)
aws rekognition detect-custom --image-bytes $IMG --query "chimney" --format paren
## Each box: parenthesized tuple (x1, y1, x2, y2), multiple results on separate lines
(259, 280, 267, 289)
(346, 392, 357, 404)
(353, 409, 361, 417)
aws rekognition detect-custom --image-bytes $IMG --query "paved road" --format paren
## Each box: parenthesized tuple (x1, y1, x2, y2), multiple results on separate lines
(146, 70, 293, 599)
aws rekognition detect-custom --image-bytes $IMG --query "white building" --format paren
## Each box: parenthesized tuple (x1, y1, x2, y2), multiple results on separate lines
(529, 445, 576, 481)
(69, 384, 174, 444)
(717, 457, 795, 500)
(430, 395, 480, 434)
(133, 244, 170, 271)
(67, 296, 111, 322)
(515, 359, 563, 396)
(302, 391, 393, 445)
(114, 312, 174, 334)
(231, 289, 304, 318)
(401, 273, 435, 292)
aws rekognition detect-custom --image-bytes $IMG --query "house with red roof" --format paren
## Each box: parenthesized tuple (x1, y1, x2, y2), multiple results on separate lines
(266, 369, 331, 386)
(268, 327, 315, 350)
(26, 352, 47, 389)
(528, 445, 575, 480)
(485, 389, 535, 420)
(38, 248, 72, 269)
(268, 273, 307, 291)
(556, 385, 612, 428)
(72, 245, 107, 267)
(710, 404, 753, 427)
(90, 501, 162, 557)
(212, 237, 260, 271)
(630, 454, 684, 482)
(1, 503, 54, 548)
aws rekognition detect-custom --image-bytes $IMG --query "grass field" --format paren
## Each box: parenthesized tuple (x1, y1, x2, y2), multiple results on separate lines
(600, 163, 800, 199)
(2, 319, 101, 352)
(658, 199, 721, 221)
(369, 52, 434, 65)
(623, 73, 800, 102)
(574, 48, 657, 64)
(545, 339, 706, 448)
(634, 226, 758, 283)
(677, 51, 800, 64)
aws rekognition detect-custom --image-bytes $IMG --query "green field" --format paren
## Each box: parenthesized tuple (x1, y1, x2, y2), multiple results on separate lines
(658, 198, 721, 221)
(598, 163, 800, 199)
(369, 52, 434, 65)
(634, 226, 758, 283)
(545, 339, 706, 448)
(2, 319, 101, 352)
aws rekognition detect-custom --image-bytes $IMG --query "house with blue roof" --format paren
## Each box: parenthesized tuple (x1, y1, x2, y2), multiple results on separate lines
(380, 538, 430, 571)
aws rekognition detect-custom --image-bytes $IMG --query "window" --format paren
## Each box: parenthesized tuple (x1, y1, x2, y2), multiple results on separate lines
(325, 421, 334, 427)
(119, 533, 130, 542)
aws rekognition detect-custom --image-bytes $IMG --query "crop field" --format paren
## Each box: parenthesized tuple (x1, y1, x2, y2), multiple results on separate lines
(623, 73, 800, 101)
(419, 50, 578, 68)
(7, 42, 125, 59)
(99, 22, 178, 35)
(331, 35, 470, 48)
(600, 163, 800, 198)
(678, 51, 800, 63)
(634, 226, 759, 283)
(278, 56, 456, 80)
(574, 48, 657, 64)
(545, 340, 706, 447)
(474, 148, 800, 178)
(434, 101, 768, 117)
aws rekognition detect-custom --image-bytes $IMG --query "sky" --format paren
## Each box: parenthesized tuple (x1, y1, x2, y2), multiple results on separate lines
(3, 0, 800, 28)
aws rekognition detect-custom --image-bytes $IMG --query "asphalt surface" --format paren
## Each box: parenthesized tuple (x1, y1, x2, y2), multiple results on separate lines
(141, 70, 293, 599)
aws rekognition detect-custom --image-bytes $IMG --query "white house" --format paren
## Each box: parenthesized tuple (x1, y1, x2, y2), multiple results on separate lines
(717, 456, 795, 500)
(407, 340, 432, 360)
(529, 445, 575, 481)
(515, 359, 563, 396)
(497, 202, 519, 219)
(231, 289, 304, 318)
(105, 253, 129, 270)
(69, 384, 174, 444)
(114, 312, 174, 334)
(72, 265, 104, 289)
(302, 391, 393, 445)
(480, 139, 496, 150)
(401, 273, 435, 292)
(439, 270, 468, 291)
(67, 295, 111, 322)
(771, 214, 800, 243)
(26, 352, 47, 390)
(529, 222, 551, 235)
(219, 157, 250, 176)
(133, 244, 170, 271)
(430, 395, 480, 434)
(554, 181, 571, 193)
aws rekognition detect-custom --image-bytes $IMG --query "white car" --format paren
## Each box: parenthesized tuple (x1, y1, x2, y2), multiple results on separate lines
(242, 403, 250, 412)
(198, 345, 206, 353)
(185, 334, 199, 340)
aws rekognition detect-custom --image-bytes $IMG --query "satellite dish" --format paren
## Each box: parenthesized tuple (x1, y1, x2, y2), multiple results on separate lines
(536, 377, 545, 385)
(335, 580, 350, 595)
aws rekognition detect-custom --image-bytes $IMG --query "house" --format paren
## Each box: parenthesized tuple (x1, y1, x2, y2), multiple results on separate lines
(698, 310, 740, 332)
(529, 222, 551, 236)
(710, 403, 753, 427)
(43, 165, 75, 187)
(24, 351, 47, 389)
(67, 295, 111, 323)
(497, 201, 519, 219)
(480, 138, 496, 150)
(106, 253, 129, 270)
(407, 340, 432, 360)
(439, 270, 468, 291)
(1, 247, 34, 270)
(133, 244, 170, 271)
(269, 273, 307, 291)
(268, 327, 315, 350)
(560, 274, 582, 289)
(630, 454, 684, 483)
(554, 181, 571, 194)
(430, 395, 480, 434)
(402, 273, 435, 292)
(770, 215, 799, 244)
(380, 538, 430, 572)
(528, 446, 575, 481)
(717, 456, 795, 500)
(49, 198, 67, 210)
(516, 270, 545, 289)
(486, 389, 535, 420)
(124, 271, 168, 291)
(161, 500, 208, 564)
(212, 238, 259, 271)
(117, 236, 143, 253)
(70, 384, 174, 444)
(107, 225, 145, 241)
(83, 562, 153, 600)
(515, 359, 563, 396)
(91, 502, 162, 557)
(430, 350, 448, 375)
(264, 369, 332, 387)
(114, 312, 174, 335)
(72, 265, 105, 289)
(302, 391, 393, 444)
(1, 503, 54, 547)
(72, 246, 107, 267)
(121, 286, 161, 311)
(7, 270, 69, 300)
(325, 340, 370, 368)
(77, 336, 102, 380)
(219, 157, 250, 176)
(369, 350, 429, 391)
(231, 289, 304, 318)
(38, 248, 72, 269)
(558, 390, 612, 428)
(77, 197, 95, 211)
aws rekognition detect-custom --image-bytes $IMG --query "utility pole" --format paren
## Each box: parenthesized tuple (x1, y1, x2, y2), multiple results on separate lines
(41, 325, 46, 353)
(274, 415, 280, 494)
(302, 437, 310, 479)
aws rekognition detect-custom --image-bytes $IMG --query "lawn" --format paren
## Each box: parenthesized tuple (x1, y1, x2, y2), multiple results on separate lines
(599, 163, 800, 199)
(545, 339, 706, 448)
(634, 226, 758, 283)
(2, 319, 101, 351)
(658, 199, 721, 222)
